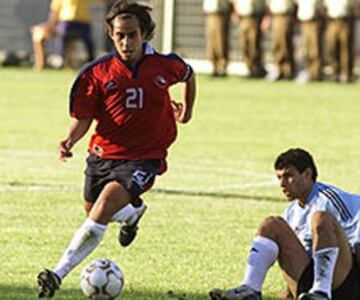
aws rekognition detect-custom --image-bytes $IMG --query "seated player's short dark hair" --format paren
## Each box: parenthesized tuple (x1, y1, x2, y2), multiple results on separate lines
(274, 148, 318, 181)
(105, 0, 155, 41)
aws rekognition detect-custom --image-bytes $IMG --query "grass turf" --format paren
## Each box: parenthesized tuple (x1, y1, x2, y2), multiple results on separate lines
(1, 68, 360, 299)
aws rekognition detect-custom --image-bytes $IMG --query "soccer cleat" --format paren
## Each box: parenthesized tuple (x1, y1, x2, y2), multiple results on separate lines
(118, 205, 147, 247)
(297, 291, 329, 300)
(37, 269, 61, 298)
(209, 285, 262, 300)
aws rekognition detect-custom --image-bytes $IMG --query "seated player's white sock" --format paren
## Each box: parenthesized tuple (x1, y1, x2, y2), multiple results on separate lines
(54, 218, 107, 280)
(241, 236, 279, 292)
(309, 247, 339, 298)
(111, 203, 146, 226)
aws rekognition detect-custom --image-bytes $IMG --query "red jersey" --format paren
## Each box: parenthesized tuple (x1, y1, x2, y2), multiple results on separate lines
(70, 44, 193, 160)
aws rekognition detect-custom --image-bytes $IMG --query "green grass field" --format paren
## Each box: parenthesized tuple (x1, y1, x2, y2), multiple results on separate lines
(1, 68, 360, 300)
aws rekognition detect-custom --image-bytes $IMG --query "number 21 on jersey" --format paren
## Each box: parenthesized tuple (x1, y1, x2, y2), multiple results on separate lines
(126, 87, 143, 109)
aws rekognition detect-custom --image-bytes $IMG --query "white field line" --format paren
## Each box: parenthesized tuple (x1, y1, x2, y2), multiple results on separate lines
(0, 149, 277, 192)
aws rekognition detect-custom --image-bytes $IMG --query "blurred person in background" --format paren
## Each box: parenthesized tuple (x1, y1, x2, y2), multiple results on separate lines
(295, 0, 324, 82)
(31, 0, 102, 70)
(233, 0, 267, 78)
(203, 0, 233, 77)
(266, 0, 296, 81)
(353, 0, 360, 80)
(323, 0, 355, 83)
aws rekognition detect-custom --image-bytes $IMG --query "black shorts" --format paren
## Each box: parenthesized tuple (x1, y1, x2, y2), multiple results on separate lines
(297, 256, 360, 300)
(84, 153, 162, 203)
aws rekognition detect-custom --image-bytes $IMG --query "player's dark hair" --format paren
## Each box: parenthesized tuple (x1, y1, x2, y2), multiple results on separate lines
(274, 148, 318, 181)
(105, 0, 155, 41)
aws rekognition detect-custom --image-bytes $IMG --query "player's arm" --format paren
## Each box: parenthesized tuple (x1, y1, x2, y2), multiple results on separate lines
(46, 0, 61, 32)
(172, 72, 196, 124)
(58, 118, 92, 160)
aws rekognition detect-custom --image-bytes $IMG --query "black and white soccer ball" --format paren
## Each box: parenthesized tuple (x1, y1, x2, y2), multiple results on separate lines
(80, 259, 124, 300)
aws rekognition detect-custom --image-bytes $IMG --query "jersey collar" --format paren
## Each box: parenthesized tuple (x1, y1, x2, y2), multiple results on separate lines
(114, 42, 155, 74)
(143, 42, 155, 55)
(304, 182, 320, 206)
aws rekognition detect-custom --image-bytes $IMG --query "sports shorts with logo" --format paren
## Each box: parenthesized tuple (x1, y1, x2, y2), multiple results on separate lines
(84, 153, 162, 203)
(297, 255, 360, 300)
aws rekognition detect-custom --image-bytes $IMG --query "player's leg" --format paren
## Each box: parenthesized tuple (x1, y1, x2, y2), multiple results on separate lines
(116, 196, 147, 246)
(80, 23, 95, 62)
(297, 211, 353, 300)
(85, 198, 143, 226)
(52, 21, 67, 68)
(37, 180, 131, 298)
(112, 160, 161, 247)
(31, 24, 48, 71)
(209, 216, 309, 300)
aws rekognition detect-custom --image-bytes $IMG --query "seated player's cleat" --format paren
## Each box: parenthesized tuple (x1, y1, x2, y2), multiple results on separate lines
(297, 291, 329, 300)
(118, 205, 147, 247)
(209, 285, 262, 300)
(37, 269, 61, 298)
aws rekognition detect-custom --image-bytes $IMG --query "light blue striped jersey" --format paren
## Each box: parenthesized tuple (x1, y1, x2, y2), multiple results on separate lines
(283, 182, 360, 254)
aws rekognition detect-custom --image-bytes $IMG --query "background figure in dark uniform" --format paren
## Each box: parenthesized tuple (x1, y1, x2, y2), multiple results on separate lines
(267, 0, 296, 80)
(234, 0, 267, 78)
(324, 0, 355, 83)
(296, 0, 324, 81)
(203, 0, 233, 77)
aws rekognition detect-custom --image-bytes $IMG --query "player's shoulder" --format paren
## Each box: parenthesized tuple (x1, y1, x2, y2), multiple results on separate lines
(153, 51, 187, 65)
(150, 51, 193, 81)
(316, 182, 344, 199)
(77, 52, 117, 78)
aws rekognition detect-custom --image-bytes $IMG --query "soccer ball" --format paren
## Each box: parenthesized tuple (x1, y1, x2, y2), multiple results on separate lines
(80, 259, 124, 300)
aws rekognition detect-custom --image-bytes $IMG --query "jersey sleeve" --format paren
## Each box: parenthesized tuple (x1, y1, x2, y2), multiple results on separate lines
(165, 53, 193, 84)
(316, 190, 352, 223)
(69, 72, 100, 119)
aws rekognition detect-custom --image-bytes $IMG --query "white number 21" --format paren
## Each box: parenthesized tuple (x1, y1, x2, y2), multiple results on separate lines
(125, 87, 144, 109)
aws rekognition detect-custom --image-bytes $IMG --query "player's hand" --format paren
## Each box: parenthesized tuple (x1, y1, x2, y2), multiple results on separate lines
(58, 139, 73, 161)
(171, 100, 192, 123)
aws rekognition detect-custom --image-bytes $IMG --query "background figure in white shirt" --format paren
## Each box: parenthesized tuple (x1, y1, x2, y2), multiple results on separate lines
(209, 148, 360, 300)
(296, 0, 324, 81)
(323, 0, 355, 83)
(203, 0, 233, 77)
(353, 0, 360, 76)
(233, 0, 267, 78)
(266, 0, 296, 80)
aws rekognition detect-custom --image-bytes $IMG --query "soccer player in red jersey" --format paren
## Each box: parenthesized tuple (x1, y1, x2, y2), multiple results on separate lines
(37, 1, 196, 298)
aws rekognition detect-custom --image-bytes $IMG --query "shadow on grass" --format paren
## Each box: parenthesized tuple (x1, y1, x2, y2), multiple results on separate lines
(152, 188, 281, 203)
(0, 284, 279, 300)
(0, 285, 205, 300)
(0, 180, 281, 203)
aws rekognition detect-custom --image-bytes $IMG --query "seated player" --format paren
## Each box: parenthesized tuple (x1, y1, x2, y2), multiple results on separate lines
(209, 148, 360, 300)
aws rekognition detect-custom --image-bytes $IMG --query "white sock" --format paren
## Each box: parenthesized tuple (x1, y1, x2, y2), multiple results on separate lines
(54, 218, 107, 279)
(111, 203, 146, 226)
(241, 236, 279, 292)
(309, 247, 339, 298)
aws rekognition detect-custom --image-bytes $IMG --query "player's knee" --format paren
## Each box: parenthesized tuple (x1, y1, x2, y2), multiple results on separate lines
(257, 216, 284, 236)
(84, 201, 93, 215)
